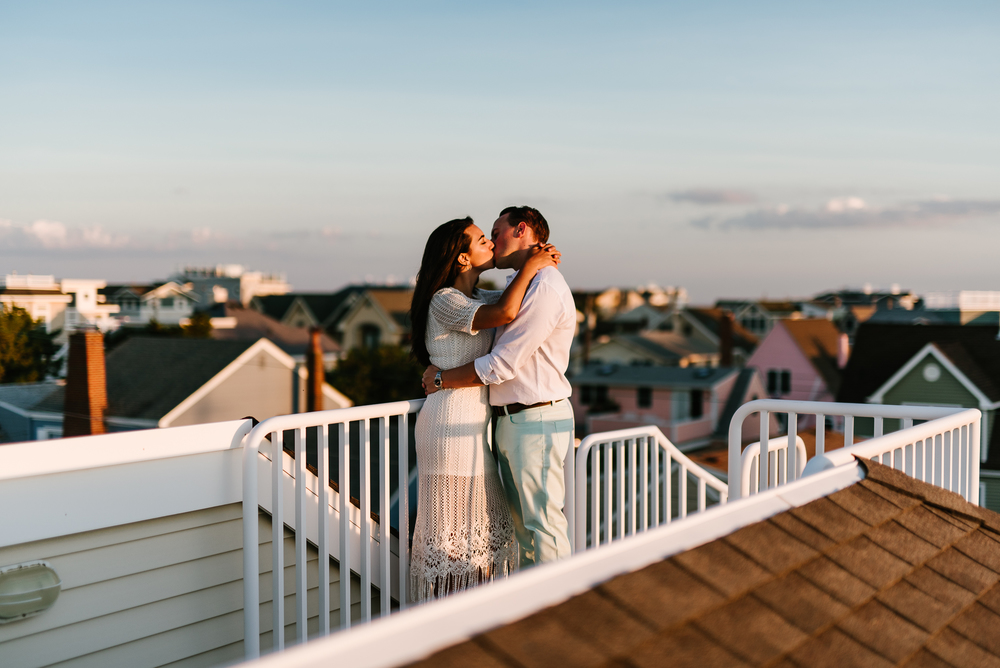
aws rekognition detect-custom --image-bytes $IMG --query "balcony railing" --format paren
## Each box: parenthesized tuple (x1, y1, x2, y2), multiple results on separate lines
(726, 399, 973, 501)
(573, 426, 728, 552)
(241, 400, 423, 660)
(240, 397, 982, 661)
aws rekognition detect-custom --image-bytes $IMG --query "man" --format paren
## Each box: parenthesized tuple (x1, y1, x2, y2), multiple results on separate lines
(422, 206, 577, 567)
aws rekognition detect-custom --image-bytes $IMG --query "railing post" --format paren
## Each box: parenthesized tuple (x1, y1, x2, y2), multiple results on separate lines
(294, 428, 307, 644)
(318, 424, 330, 636)
(397, 413, 409, 608)
(564, 433, 576, 552)
(972, 418, 981, 505)
(338, 422, 350, 629)
(359, 419, 372, 622)
(242, 426, 260, 660)
(271, 430, 285, 651)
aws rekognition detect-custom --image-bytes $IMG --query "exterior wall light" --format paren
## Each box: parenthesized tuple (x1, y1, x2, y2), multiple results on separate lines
(0, 561, 62, 624)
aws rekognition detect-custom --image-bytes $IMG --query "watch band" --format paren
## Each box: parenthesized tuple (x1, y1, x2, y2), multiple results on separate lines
(434, 370, 443, 389)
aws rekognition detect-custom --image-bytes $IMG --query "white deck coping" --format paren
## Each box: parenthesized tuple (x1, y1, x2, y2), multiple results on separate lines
(243, 461, 865, 668)
(0, 419, 250, 482)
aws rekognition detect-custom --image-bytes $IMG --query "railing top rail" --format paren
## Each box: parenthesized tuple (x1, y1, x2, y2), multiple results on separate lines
(728, 400, 965, 435)
(577, 425, 670, 452)
(803, 407, 982, 475)
(578, 425, 726, 491)
(244, 399, 426, 449)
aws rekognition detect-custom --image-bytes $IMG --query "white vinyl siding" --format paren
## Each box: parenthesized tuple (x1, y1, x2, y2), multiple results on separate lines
(0, 503, 372, 668)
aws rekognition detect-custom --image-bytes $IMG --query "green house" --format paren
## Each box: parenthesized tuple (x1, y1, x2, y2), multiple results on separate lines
(838, 323, 1000, 511)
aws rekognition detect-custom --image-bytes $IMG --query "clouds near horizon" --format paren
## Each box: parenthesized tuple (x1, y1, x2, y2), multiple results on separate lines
(670, 189, 758, 205)
(694, 197, 1000, 231)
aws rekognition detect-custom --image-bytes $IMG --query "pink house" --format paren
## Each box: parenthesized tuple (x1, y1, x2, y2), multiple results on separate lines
(571, 365, 772, 447)
(746, 319, 848, 428)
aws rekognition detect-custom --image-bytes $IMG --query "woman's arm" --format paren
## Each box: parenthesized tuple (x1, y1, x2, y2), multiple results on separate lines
(471, 243, 560, 330)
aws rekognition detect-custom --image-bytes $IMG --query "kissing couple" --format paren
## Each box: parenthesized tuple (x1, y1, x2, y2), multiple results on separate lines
(408, 206, 576, 602)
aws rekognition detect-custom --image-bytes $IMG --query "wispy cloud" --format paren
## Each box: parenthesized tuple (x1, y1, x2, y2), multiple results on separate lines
(671, 188, 757, 205)
(0, 218, 131, 250)
(698, 197, 1000, 230)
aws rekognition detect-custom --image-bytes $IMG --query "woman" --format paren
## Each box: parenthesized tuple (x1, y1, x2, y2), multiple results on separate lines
(409, 216, 560, 602)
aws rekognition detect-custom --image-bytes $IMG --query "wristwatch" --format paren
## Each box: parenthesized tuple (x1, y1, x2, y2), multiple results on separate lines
(433, 370, 443, 389)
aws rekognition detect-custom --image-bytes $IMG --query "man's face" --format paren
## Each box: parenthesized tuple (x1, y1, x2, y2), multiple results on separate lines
(491, 214, 527, 269)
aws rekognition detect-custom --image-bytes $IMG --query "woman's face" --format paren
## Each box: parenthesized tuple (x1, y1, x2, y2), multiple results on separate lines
(464, 224, 495, 272)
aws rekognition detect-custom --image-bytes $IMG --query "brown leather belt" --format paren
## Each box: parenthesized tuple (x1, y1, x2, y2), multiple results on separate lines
(493, 400, 557, 418)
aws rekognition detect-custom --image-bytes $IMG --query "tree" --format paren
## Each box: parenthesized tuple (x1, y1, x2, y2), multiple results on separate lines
(182, 311, 213, 338)
(0, 306, 59, 383)
(328, 345, 424, 406)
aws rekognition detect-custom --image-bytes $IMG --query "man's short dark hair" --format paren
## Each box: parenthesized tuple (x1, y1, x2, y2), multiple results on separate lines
(499, 206, 549, 244)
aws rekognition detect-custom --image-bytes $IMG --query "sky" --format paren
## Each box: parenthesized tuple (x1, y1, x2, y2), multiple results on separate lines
(1, 1, 998, 302)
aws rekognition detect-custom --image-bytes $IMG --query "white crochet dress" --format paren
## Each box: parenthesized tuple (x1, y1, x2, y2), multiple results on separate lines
(410, 287, 518, 602)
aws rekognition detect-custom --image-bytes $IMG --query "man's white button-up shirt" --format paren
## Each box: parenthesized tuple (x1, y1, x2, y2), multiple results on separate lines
(473, 266, 576, 406)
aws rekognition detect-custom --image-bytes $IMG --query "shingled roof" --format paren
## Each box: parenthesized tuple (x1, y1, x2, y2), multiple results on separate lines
(208, 302, 341, 357)
(781, 319, 844, 396)
(405, 459, 1000, 668)
(28, 338, 256, 422)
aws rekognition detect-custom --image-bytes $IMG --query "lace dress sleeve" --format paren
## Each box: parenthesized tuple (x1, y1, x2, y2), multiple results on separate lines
(429, 288, 484, 335)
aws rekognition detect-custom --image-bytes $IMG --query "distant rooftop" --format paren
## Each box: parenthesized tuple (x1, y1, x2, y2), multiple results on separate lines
(924, 291, 1000, 311)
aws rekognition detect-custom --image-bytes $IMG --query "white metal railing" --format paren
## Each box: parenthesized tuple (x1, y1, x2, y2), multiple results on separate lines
(740, 434, 807, 497)
(239, 397, 981, 662)
(728, 400, 968, 501)
(573, 426, 728, 552)
(803, 407, 981, 503)
(242, 399, 424, 660)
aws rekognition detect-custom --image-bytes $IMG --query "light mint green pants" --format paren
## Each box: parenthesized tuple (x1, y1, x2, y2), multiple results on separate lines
(495, 400, 575, 568)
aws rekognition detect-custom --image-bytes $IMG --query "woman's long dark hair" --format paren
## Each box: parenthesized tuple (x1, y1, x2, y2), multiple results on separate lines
(410, 217, 474, 366)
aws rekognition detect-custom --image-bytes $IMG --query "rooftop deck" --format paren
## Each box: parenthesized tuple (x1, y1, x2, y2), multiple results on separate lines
(0, 398, 983, 667)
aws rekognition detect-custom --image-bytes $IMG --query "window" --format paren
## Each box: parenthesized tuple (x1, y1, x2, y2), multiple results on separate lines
(767, 369, 791, 396)
(360, 324, 381, 349)
(160, 297, 174, 308)
(637, 387, 652, 408)
(580, 385, 593, 405)
(690, 389, 703, 418)
(595, 385, 609, 405)
(672, 391, 690, 421)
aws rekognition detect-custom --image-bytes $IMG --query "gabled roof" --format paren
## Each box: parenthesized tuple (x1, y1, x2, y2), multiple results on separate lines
(32, 338, 257, 422)
(399, 460, 1000, 667)
(0, 381, 64, 415)
(599, 334, 684, 364)
(780, 319, 844, 394)
(253, 286, 414, 332)
(208, 303, 341, 357)
(572, 364, 736, 389)
(839, 323, 1000, 468)
(839, 324, 1000, 405)
(367, 288, 414, 329)
(104, 338, 257, 421)
(101, 284, 156, 298)
(638, 330, 717, 358)
(251, 293, 299, 321)
(686, 307, 759, 350)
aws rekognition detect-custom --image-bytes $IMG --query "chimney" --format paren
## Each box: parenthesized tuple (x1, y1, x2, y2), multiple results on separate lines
(837, 332, 850, 369)
(306, 327, 323, 412)
(719, 312, 734, 367)
(63, 328, 107, 437)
